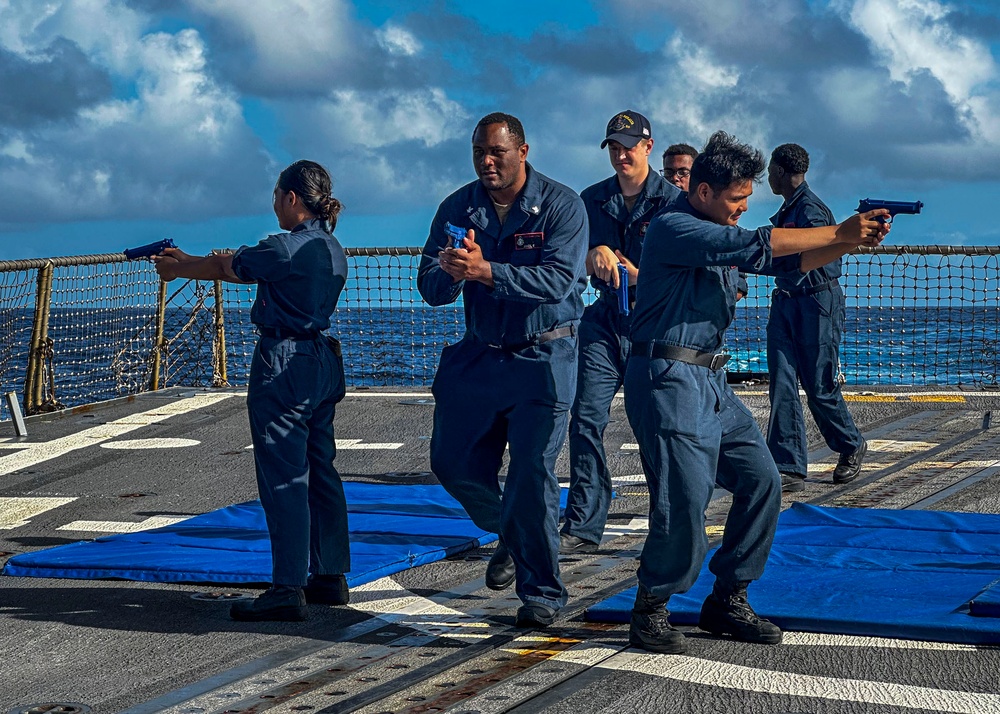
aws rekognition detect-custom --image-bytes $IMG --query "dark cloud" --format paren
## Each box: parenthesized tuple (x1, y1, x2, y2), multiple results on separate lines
(521, 25, 660, 76)
(943, 7, 1000, 41)
(0, 38, 112, 127)
(614, 0, 874, 69)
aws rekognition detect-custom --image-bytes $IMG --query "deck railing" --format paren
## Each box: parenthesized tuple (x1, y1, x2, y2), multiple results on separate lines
(0, 245, 998, 420)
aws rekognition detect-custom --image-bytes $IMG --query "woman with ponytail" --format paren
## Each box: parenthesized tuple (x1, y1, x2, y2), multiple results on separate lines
(154, 160, 351, 622)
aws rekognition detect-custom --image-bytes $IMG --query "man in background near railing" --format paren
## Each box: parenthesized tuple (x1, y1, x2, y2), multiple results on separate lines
(417, 112, 588, 629)
(560, 111, 679, 555)
(765, 144, 868, 493)
(154, 160, 352, 623)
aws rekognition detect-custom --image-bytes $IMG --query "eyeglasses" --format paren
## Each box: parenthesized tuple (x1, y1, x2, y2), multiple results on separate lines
(660, 168, 691, 178)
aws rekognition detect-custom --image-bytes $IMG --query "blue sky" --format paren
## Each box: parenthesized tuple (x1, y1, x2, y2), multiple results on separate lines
(2, 0, 999, 259)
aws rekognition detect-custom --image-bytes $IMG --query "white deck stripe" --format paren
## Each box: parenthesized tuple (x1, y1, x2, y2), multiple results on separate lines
(335, 439, 403, 450)
(348, 577, 492, 640)
(0, 496, 77, 529)
(57, 516, 189, 533)
(0, 393, 235, 477)
(600, 652, 1000, 713)
(782, 632, 986, 651)
(100, 438, 201, 450)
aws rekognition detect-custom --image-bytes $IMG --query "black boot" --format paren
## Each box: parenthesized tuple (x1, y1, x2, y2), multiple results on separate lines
(834, 438, 867, 484)
(230, 585, 307, 622)
(303, 574, 350, 605)
(485, 540, 516, 590)
(628, 585, 686, 654)
(698, 581, 781, 644)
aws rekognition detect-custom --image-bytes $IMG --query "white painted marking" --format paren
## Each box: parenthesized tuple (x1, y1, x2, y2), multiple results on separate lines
(335, 439, 403, 450)
(246, 439, 405, 451)
(612, 474, 646, 484)
(100, 438, 201, 450)
(0, 496, 77, 529)
(621, 443, 639, 451)
(782, 632, 986, 651)
(603, 517, 649, 539)
(600, 653, 1000, 713)
(349, 577, 492, 640)
(57, 515, 189, 533)
(0, 393, 235, 477)
(868, 439, 939, 452)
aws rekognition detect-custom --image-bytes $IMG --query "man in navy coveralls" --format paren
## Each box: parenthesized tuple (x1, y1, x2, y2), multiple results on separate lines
(417, 113, 588, 628)
(765, 143, 868, 492)
(624, 131, 888, 653)
(560, 110, 680, 554)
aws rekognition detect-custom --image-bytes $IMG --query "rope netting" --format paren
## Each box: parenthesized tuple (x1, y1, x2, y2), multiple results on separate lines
(725, 248, 1000, 387)
(0, 246, 998, 420)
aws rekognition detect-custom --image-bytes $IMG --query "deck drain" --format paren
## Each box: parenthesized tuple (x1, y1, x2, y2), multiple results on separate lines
(399, 398, 434, 405)
(10, 705, 92, 714)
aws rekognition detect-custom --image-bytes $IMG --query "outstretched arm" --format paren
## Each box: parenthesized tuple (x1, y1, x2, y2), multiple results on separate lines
(152, 248, 250, 283)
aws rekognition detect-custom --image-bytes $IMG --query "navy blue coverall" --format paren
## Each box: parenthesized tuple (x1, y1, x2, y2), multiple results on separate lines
(231, 217, 350, 588)
(766, 182, 864, 478)
(417, 164, 588, 611)
(563, 172, 680, 546)
(625, 196, 795, 601)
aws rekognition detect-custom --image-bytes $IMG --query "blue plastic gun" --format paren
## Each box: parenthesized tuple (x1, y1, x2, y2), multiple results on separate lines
(616, 263, 630, 316)
(124, 238, 176, 260)
(444, 222, 466, 249)
(856, 198, 923, 225)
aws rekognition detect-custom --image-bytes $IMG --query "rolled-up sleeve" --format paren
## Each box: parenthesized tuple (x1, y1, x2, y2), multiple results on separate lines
(231, 236, 291, 283)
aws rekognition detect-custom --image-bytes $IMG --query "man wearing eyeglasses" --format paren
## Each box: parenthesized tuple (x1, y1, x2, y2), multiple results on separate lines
(661, 143, 698, 191)
(560, 111, 680, 554)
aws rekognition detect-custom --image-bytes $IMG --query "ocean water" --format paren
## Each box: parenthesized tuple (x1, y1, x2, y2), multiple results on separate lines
(0, 303, 997, 421)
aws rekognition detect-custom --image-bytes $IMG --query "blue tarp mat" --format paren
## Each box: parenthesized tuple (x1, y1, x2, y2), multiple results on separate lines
(2, 483, 568, 586)
(970, 579, 1000, 617)
(585, 503, 1000, 644)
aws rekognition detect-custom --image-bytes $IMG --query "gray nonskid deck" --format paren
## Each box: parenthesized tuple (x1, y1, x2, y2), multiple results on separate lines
(2, 387, 1000, 713)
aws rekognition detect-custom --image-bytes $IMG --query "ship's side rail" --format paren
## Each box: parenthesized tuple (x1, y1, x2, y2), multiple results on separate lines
(0, 245, 997, 419)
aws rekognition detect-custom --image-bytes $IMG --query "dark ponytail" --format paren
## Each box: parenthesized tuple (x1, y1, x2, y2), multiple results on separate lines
(277, 159, 343, 233)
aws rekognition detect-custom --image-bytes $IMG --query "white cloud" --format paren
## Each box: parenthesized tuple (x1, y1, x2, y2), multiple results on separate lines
(846, 0, 999, 140)
(317, 87, 469, 150)
(0, 7, 269, 223)
(180, 0, 355, 91)
(643, 32, 769, 151)
(376, 25, 422, 56)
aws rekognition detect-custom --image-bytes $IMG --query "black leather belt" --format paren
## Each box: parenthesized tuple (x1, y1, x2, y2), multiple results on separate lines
(486, 325, 576, 352)
(631, 341, 730, 370)
(774, 280, 837, 298)
(257, 326, 321, 340)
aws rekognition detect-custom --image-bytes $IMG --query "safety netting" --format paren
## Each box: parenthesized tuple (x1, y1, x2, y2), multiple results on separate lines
(1, 245, 999, 421)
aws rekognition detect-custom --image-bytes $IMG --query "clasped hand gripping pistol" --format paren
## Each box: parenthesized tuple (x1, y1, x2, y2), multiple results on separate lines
(856, 198, 923, 225)
(444, 222, 466, 250)
(123, 238, 176, 260)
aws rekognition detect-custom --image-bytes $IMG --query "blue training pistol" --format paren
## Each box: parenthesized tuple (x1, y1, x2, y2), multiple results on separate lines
(856, 198, 923, 225)
(444, 222, 466, 249)
(124, 238, 176, 260)
(616, 263, 630, 316)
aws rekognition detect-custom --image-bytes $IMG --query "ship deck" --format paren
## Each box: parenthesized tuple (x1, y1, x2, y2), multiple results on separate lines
(2, 385, 1000, 714)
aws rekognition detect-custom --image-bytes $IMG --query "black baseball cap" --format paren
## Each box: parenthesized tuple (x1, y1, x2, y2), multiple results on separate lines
(600, 110, 652, 149)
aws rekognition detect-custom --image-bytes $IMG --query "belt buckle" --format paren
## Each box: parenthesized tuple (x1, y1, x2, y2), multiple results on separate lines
(710, 353, 729, 370)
